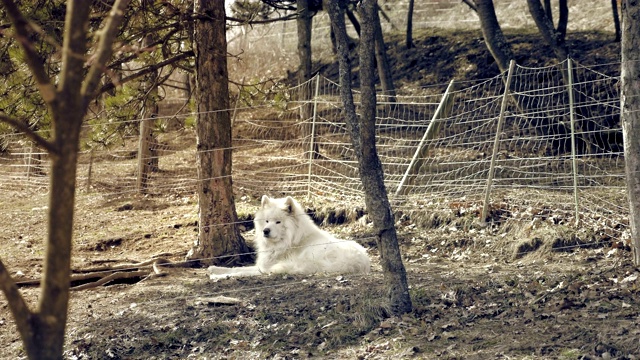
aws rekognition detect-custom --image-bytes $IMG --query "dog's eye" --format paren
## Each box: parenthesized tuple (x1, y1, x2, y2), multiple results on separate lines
(276, 221, 281, 224)
(265, 220, 269, 223)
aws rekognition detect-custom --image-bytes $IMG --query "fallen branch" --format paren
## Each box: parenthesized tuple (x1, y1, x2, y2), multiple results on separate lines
(74, 258, 172, 273)
(16, 258, 191, 289)
(71, 270, 150, 291)
(16, 269, 119, 287)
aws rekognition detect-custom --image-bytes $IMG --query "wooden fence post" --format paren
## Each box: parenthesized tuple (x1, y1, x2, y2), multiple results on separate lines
(394, 79, 457, 197)
(480, 60, 515, 225)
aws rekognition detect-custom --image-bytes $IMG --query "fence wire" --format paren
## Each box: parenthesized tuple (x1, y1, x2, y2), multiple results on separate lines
(0, 60, 628, 243)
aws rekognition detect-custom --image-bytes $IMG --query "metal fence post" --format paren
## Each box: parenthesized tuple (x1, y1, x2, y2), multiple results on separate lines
(395, 79, 457, 197)
(567, 58, 580, 226)
(307, 74, 321, 199)
(480, 60, 516, 225)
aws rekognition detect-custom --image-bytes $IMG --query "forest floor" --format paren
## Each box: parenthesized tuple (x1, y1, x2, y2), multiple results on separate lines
(1, 28, 638, 360)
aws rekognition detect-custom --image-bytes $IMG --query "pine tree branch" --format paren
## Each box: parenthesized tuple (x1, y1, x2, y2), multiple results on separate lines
(0, 0, 56, 104)
(0, 113, 58, 154)
(225, 13, 299, 25)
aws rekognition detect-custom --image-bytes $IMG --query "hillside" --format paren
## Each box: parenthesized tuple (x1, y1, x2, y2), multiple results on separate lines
(310, 28, 620, 90)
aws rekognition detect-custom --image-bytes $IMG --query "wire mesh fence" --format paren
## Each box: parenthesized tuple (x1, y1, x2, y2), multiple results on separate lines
(0, 59, 628, 243)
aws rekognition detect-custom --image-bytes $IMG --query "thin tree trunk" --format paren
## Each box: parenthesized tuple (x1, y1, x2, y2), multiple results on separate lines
(543, 0, 552, 23)
(136, 2, 160, 193)
(621, 0, 640, 266)
(613, 0, 622, 42)
(36, 102, 83, 358)
(359, 0, 411, 315)
(297, 0, 312, 85)
(325, 0, 412, 315)
(526, 0, 569, 61)
(296, 0, 319, 158)
(189, 0, 251, 266)
(324, 0, 360, 152)
(137, 33, 158, 193)
(475, 0, 514, 73)
(405, 0, 414, 49)
(556, 0, 568, 42)
(373, 4, 396, 102)
(0, 1, 130, 358)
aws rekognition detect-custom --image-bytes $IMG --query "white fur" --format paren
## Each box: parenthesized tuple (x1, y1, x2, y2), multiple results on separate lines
(208, 195, 371, 279)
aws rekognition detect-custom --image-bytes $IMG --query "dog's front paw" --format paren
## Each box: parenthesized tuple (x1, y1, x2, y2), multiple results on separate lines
(209, 273, 231, 281)
(207, 265, 230, 275)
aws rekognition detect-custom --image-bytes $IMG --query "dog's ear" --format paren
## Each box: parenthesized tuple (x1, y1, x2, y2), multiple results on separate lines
(284, 196, 296, 214)
(260, 195, 270, 208)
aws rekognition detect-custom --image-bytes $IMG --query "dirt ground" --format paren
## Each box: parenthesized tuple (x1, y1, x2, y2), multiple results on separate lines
(0, 186, 639, 360)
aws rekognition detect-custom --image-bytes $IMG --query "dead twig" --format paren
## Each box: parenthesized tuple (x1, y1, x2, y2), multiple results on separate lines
(71, 270, 150, 291)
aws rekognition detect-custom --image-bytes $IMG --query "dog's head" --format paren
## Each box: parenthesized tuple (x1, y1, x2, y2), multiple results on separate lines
(254, 195, 299, 243)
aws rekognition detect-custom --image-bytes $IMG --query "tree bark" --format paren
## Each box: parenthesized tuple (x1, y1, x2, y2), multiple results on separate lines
(526, 0, 569, 61)
(613, 0, 622, 42)
(621, 0, 640, 266)
(556, 0, 568, 42)
(296, 0, 319, 158)
(189, 0, 251, 266)
(297, 0, 312, 87)
(372, 3, 397, 102)
(474, 0, 514, 73)
(543, 0, 553, 23)
(325, 0, 412, 315)
(0, 1, 130, 358)
(405, 0, 414, 49)
(137, 31, 159, 193)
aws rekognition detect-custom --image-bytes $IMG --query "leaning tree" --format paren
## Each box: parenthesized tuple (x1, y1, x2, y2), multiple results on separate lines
(324, 0, 412, 315)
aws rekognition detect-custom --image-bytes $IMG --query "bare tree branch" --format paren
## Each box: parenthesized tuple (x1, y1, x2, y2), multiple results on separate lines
(82, 0, 132, 103)
(462, 0, 478, 12)
(99, 50, 194, 95)
(0, 113, 57, 154)
(0, 0, 56, 104)
(0, 259, 34, 350)
(225, 12, 299, 25)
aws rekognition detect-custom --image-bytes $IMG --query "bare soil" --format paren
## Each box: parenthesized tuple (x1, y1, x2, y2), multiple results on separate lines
(1, 29, 638, 360)
(1, 188, 638, 359)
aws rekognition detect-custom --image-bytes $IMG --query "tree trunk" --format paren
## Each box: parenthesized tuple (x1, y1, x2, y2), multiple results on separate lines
(556, 0, 568, 42)
(35, 97, 83, 359)
(373, 3, 397, 102)
(405, 0, 414, 49)
(613, 0, 622, 42)
(359, 0, 411, 315)
(543, 0, 552, 23)
(297, 0, 312, 85)
(324, 0, 360, 151)
(325, 0, 412, 315)
(189, 0, 251, 266)
(0, 1, 130, 358)
(137, 34, 158, 193)
(621, 0, 640, 266)
(296, 0, 319, 158)
(475, 0, 514, 73)
(526, 0, 569, 60)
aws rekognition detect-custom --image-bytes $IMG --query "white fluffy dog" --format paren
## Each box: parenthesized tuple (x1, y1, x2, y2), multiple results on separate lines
(208, 195, 371, 279)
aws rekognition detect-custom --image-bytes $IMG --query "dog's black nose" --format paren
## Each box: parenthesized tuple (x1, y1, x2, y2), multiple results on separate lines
(263, 228, 270, 237)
